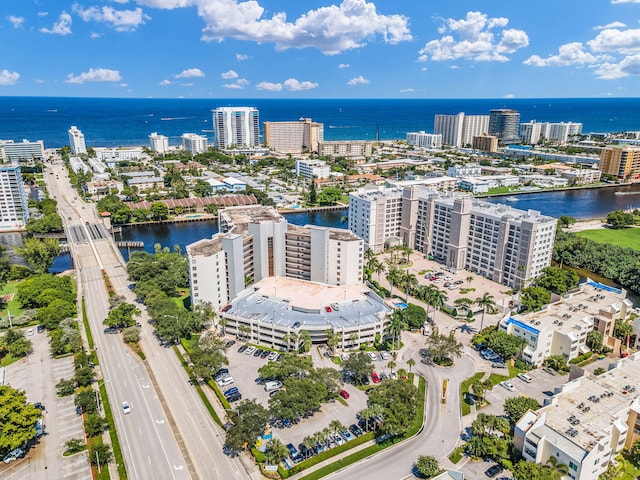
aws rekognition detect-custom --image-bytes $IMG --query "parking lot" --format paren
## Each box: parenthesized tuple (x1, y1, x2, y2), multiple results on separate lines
(0, 327, 90, 480)
(222, 342, 389, 454)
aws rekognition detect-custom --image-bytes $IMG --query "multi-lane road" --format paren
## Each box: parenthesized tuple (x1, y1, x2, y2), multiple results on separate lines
(44, 160, 249, 480)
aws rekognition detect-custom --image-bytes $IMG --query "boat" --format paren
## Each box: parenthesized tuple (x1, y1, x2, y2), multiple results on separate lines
(614, 191, 640, 196)
(505, 196, 518, 202)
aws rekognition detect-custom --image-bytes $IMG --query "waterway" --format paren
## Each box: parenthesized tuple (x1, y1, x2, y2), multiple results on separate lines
(3, 184, 640, 274)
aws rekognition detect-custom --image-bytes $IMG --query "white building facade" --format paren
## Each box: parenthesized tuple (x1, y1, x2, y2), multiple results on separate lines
(0, 140, 45, 162)
(0, 165, 29, 229)
(182, 133, 208, 154)
(149, 132, 169, 153)
(295, 159, 332, 179)
(212, 107, 260, 149)
(318, 141, 373, 157)
(68, 126, 87, 155)
(434, 113, 489, 147)
(406, 131, 443, 148)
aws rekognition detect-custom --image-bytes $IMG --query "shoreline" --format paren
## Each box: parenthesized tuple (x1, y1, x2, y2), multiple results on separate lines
(478, 182, 632, 200)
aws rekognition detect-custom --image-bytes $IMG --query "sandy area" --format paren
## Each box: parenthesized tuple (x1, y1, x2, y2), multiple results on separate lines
(566, 219, 608, 233)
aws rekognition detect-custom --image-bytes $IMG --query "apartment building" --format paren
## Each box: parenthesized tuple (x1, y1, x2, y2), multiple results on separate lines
(212, 106, 260, 149)
(0, 139, 45, 162)
(520, 121, 584, 145)
(447, 164, 482, 177)
(406, 131, 443, 148)
(0, 165, 29, 229)
(126, 176, 164, 190)
(500, 281, 631, 365)
(295, 159, 332, 179)
(489, 109, 520, 144)
(68, 126, 87, 155)
(94, 147, 144, 161)
(515, 352, 640, 480)
(149, 132, 169, 153)
(434, 113, 489, 148)
(350, 186, 557, 288)
(472, 134, 498, 152)
(318, 141, 373, 157)
(598, 146, 640, 180)
(182, 133, 208, 154)
(187, 205, 364, 310)
(263, 118, 324, 153)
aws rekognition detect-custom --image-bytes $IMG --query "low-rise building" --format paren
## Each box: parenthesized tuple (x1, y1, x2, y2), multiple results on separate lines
(318, 140, 373, 157)
(295, 159, 332, 179)
(457, 177, 490, 194)
(126, 176, 164, 190)
(406, 131, 443, 148)
(500, 281, 632, 366)
(86, 180, 124, 196)
(94, 147, 145, 161)
(447, 164, 482, 178)
(0, 139, 45, 162)
(515, 352, 640, 480)
(223, 177, 247, 192)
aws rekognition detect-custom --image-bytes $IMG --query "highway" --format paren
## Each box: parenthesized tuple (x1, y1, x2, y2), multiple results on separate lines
(43, 159, 249, 480)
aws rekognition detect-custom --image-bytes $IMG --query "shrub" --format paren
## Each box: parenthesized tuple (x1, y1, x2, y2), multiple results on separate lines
(594, 367, 606, 376)
(569, 352, 592, 365)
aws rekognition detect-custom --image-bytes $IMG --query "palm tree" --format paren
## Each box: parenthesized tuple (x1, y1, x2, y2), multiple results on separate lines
(402, 270, 418, 302)
(218, 317, 228, 336)
(421, 287, 447, 324)
(264, 438, 289, 465)
(471, 380, 486, 402)
(387, 311, 406, 353)
(358, 407, 375, 432)
(329, 419, 345, 437)
(322, 427, 332, 448)
(301, 436, 316, 459)
(238, 325, 251, 341)
(386, 267, 403, 297)
(364, 248, 376, 264)
(312, 431, 325, 450)
(465, 275, 474, 288)
(299, 330, 312, 353)
(283, 332, 298, 352)
(474, 293, 496, 332)
(545, 456, 570, 480)
(370, 258, 386, 284)
(407, 358, 416, 373)
(387, 360, 396, 374)
(349, 332, 359, 349)
(325, 329, 340, 354)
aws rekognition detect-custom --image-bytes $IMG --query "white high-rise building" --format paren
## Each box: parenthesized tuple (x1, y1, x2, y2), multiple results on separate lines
(149, 132, 169, 153)
(0, 165, 29, 229)
(434, 113, 489, 147)
(212, 107, 260, 149)
(182, 133, 208, 154)
(68, 126, 87, 155)
(406, 131, 442, 148)
(520, 121, 583, 144)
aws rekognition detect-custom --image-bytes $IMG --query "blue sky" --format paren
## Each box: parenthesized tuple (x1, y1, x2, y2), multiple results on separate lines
(2, 0, 640, 98)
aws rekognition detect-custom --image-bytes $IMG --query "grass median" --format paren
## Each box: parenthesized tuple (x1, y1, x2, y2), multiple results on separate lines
(100, 382, 127, 479)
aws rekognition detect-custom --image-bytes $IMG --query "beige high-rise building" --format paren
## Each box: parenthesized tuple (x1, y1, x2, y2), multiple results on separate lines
(263, 118, 324, 154)
(599, 146, 640, 180)
(472, 134, 498, 152)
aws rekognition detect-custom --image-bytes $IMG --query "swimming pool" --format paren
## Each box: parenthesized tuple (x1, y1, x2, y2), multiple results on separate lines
(394, 302, 408, 309)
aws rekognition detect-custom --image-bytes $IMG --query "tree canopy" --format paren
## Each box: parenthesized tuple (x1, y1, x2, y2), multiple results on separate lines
(224, 400, 270, 451)
(0, 386, 42, 453)
(341, 352, 374, 384)
(503, 396, 540, 424)
(482, 329, 527, 360)
(15, 238, 61, 274)
(367, 378, 418, 436)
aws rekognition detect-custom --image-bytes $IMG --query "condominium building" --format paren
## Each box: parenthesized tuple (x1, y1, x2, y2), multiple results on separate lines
(295, 159, 332, 179)
(472, 134, 498, 152)
(318, 141, 373, 157)
(520, 121, 583, 144)
(263, 118, 324, 153)
(182, 133, 208, 154)
(0, 139, 45, 162)
(434, 113, 489, 147)
(149, 132, 169, 153)
(69, 156, 90, 174)
(500, 281, 632, 366)
(489, 109, 520, 144)
(349, 186, 557, 288)
(406, 131, 443, 148)
(93, 147, 144, 162)
(598, 146, 640, 180)
(561, 168, 602, 185)
(68, 126, 87, 155)
(0, 165, 29, 229)
(447, 164, 482, 177)
(212, 107, 260, 149)
(515, 352, 640, 480)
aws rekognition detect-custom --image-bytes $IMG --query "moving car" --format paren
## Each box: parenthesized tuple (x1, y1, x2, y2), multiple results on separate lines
(499, 381, 515, 392)
(122, 401, 131, 414)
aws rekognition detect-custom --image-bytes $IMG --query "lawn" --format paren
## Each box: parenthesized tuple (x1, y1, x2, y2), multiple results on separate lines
(460, 372, 485, 416)
(576, 227, 640, 250)
(0, 281, 26, 323)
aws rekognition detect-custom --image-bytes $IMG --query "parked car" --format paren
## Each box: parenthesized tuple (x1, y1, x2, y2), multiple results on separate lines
(227, 393, 242, 402)
(267, 351, 278, 361)
(340, 429, 354, 442)
(3, 447, 24, 464)
(37, 325, 45, 333)
(340, 389, 350, 399)
(253, 349, 264, 357)
(349, 424, 363, 437)
(217, 377, 234, 387)
(492, 362, 506, 369)
(371, 372, 381, 383)
(380, 351, 389, 360)
(244, 346, 256, 356)
(518, 373, 533, 383)
(238, 345, 248, 353)
(324, 306, 333, 313)
(286, 443, 302, 462)
(314, 442, 325, 454)
(485, 464, 504, 478)
(225, 340, 236, 348)
(332, 434, 344, 446)
(122, 401, 131, 414)
(260, 350, 270, 359)
(223, 387, 239, 397)
(367, 352, 378, 362)
(499, 381, 515, 392)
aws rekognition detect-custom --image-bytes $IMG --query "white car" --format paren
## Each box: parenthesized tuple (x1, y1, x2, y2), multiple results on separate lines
(244, 346, 256, 356)
(367, 352, 378, 362)
(267, 351, 278, 361)
(499, 381, 515, 392)
(517, 373, 533, 383)
(27, 328, 34, 336)
(218, 376, 234, 387)
(122, 401, 131, 414)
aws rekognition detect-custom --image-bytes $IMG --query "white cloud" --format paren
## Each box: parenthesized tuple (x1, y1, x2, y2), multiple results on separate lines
(503, 93, 515, 98)
(8, 16, 24, 28)
(524, 42, 604, 66)
(256, 81, 283, 91)
(347, 75, 369, 85)
(223, 78, 249, 89)
(137, 0, 411, 55)
(65, 68, 122, 84)
(283, 78, 318, 90)
(175, 68, 205, 78)
(181, 82, 194, 86)
(159, 79, 172, 85)
(0, 70, 19, 85)
(611, 0, 640, 3)
(235, 53, 248, 61)
(399, 88, 414, 93)
(220, 69, 238, 79)
(40, 12, 72, 35)
(588, 27, 640, 54)
(117, 83, 128, 87)
(90, 32, 103, 39)
(338, 63, 350, 68)
(223, 83, 243, 89)
(594, 21, 626, 30)
(38, 12, 48, 17)
(418, 11, 528, 62)
(594, 54, 640, 78)
(73, 5, 150, 32)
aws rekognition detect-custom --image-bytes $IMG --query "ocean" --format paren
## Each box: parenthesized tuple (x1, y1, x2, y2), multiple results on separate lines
(1, 97, 639, 149)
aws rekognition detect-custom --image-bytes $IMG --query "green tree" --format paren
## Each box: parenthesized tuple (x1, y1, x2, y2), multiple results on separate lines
(193, 180, 213, 197)
(0, 386, 42, 451)
(150, 202, 169, 221)
(415, 455, 443, 479)
(317, 187, 342, 205)
(425, 331, 463, 365)
(471, 380, 487, 402)
(544, 355, 568, 372)
(26, 213, 63, 233)
(367, 378, 419, 436)
(557, 215, 577, 229)
(224, 400, 270, 452)
(534, 266, 579, 295)
(75, 389, 98, 414)
(122, 326, 141, 343)
(15, 238, 61, 274)
(607, 210, 634, 229)
(387, 311, 407, 352)
(89, 443, 113, 466)
(85, 413, 106, 437)
(190, 333, 228, 381)
(56, 378, 76, 396)
(308, 178, 317, 205)
(407, 358, 416, 373)
(520, 286, 551, 312)
(483, 329, 528, 360)
(614, 319, 633, 342)
(545, 455, 570, 480)
(512, 461, 550, 480)
(474, 292, 496, 331)
(503, 396, 540, 424)
(586, 330, 604, 353)
(0, 245, 10, 292)
(264, 438, 289, 465)
(103, 302, 140, 329)
(342, 352, 374, 384)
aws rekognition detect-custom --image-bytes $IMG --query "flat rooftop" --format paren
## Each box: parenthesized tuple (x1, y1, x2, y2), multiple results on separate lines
(532, 353, 640, 455)
(510, 281, 628, 336)
(226, 276, 390, 329)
